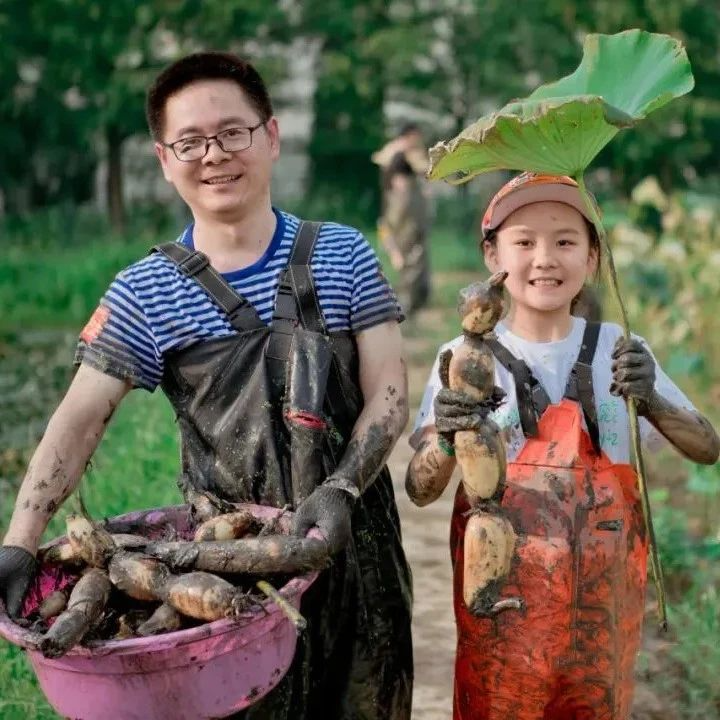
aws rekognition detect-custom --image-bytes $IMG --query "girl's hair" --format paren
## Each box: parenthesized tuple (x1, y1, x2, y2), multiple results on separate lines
(481, 218, 602, 318)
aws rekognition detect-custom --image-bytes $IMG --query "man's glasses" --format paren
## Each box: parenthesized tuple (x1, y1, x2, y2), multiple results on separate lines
(163, 121, 266, 162)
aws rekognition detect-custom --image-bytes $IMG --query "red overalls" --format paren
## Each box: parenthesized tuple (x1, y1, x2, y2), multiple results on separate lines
(451, 324, 648, 720)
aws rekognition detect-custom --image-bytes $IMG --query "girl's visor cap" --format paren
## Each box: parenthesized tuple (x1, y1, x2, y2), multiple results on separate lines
(481, 173, 600, 238)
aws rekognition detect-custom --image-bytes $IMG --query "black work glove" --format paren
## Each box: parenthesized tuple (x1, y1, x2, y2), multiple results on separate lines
(434, 387, 506, 438)
(291, 483, 356, 556)
(0, 546, 38, 619)
(610, 337, 656, 414)
(434, 347, 505, 446)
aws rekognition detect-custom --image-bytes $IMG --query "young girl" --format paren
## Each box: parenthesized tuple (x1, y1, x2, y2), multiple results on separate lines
(406, 173, 719, 720)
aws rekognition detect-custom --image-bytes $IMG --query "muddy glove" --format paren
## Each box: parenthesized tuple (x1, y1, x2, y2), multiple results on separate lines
(0, 546, 37, 619)
(291, 481, 357, 556)
(434, 347, 505, 446)
(434, 387, 506, 437)
(610, 337, 656, 415)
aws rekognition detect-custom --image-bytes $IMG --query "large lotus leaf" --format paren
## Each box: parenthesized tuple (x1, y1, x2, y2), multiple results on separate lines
(428, 96, 633, 183)
(528, 30, 694, 117)
(428, 30, 694, 183)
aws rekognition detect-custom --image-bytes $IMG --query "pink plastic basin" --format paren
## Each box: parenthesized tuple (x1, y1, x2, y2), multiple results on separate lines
(0, 504, 319, 720)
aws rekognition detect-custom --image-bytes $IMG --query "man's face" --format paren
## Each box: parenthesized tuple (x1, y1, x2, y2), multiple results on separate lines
(155, 79, 279, 221)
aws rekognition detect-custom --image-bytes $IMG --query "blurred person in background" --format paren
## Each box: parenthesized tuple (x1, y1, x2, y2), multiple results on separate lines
(373, 123, 431, 316)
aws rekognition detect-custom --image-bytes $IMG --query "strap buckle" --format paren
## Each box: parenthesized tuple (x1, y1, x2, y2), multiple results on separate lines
(226, 303, 256, 327)
(272, 279, 298, 325)
(530, 382, 550, 415)
(178, 252, 210, 277)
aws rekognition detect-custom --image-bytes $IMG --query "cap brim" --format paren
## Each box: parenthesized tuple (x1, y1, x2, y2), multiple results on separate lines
(486, 184, 594, 232)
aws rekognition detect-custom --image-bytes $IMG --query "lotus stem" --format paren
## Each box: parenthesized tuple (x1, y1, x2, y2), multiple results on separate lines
(255, 580, 307, 634)
(576, 173, 667, 631)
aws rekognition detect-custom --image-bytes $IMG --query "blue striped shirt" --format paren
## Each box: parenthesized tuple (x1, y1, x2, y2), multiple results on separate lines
(76, 209, 402, 391)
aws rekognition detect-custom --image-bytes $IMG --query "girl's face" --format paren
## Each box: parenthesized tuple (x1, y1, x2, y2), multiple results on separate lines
(483, 201, 597, 318)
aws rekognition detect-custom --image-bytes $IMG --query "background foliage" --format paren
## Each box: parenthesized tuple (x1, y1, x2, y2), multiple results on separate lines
(3, 0, 720, 223)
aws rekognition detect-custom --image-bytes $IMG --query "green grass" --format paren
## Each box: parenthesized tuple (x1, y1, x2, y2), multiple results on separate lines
(0, 643, 56, 720)
(667, 589, 720, 718)
(2, 235, 161, 332)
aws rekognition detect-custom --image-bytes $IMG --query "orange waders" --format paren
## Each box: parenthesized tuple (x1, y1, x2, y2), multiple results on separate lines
(451, 324, 648, 720)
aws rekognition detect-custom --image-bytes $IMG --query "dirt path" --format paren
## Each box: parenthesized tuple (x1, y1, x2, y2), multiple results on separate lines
(388, 430, 456, 720)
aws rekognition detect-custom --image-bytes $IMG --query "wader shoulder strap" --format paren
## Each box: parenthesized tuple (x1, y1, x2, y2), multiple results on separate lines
(152, 242, 265, 332)
(266, 221, 327, 364)
(564, 321, 602, 453)
(280, 221, 327, 334)
(484, 336, 551, 439)
(265, 221, 350, 473)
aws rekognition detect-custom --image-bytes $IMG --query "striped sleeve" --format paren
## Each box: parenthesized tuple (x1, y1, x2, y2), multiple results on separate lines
(74, 275, 163, 391)
(349, 232, 404, 332)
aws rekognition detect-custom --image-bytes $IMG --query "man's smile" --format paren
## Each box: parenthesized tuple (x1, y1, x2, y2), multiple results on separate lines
(202, 174, 241, 185)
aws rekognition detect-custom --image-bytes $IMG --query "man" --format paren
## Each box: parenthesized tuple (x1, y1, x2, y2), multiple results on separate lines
(372, 123, 431, 316)
(0, 52, 412, 718)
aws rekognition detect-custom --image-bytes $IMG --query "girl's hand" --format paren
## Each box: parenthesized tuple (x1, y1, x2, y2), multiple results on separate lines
(610, 337, 656, 413)
(435, 347, 506, 441)
(434, 388, 503, 435)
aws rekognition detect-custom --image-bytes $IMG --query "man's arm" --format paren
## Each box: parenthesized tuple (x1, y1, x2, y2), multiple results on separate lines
(291, 321, 408, 553)
(3, 364, 132, 554)
(331, 320, 409, 491)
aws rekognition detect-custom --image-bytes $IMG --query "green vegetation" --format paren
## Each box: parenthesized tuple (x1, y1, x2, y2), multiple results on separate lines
(613, 184, 720, 719)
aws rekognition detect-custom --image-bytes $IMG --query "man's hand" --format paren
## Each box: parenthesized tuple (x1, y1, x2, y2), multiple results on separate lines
(610, 337, 656, 414)
(0, 546, 38, 619)
(291, 484, 356, 555)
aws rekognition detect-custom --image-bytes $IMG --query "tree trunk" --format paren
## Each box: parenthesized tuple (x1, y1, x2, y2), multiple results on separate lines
(106, 125, 126, 233)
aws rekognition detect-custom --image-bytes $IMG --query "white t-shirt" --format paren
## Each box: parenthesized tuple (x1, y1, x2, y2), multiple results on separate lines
(411, 317, 695, 464)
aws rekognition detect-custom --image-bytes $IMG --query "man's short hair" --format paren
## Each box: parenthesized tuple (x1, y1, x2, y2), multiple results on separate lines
(146, 51, 273, 140)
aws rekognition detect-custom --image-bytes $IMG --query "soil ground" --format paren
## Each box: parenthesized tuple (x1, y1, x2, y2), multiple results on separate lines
(388, 430, 456, 720)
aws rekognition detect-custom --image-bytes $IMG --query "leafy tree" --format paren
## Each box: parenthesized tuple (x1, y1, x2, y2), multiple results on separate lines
(302, 0, 391, 223)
